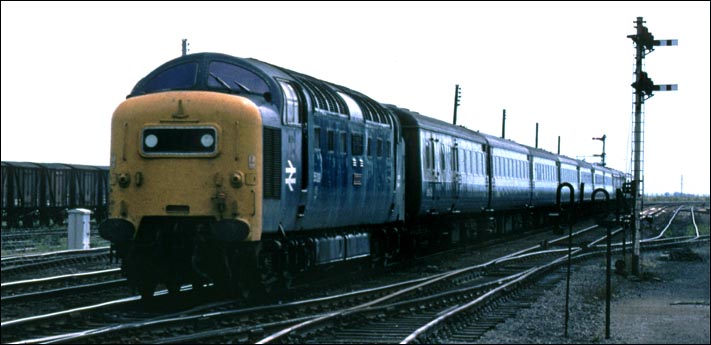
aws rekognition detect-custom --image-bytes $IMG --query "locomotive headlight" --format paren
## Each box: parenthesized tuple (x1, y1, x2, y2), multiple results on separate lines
(201, 134, 215, 148)
(141, 126, 217, 156)
(144, 134, 158, 148)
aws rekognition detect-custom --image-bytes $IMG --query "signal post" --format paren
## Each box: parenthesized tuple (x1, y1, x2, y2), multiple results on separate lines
(627, 17, 677, 276)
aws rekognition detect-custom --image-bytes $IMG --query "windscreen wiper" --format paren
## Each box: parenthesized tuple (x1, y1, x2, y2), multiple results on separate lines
(209, 72, 232, 90)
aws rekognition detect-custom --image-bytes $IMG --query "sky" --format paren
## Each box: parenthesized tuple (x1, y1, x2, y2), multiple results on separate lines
(2, 1, 709, 195)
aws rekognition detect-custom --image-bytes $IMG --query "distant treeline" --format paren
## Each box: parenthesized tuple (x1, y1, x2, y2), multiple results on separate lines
(645, 193, 710, 204)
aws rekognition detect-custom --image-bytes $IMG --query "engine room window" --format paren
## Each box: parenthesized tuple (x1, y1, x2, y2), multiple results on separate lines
(340, 133, 347, 154)
(352, 134, 364, 156)
(327, 130, 335, 152)
(314, 128, 321, 150)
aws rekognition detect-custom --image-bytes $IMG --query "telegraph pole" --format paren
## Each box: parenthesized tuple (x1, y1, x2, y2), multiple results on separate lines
(501, 109, 506, 139)
(627, 17, 677, 276)
(453, 84, 461, 125)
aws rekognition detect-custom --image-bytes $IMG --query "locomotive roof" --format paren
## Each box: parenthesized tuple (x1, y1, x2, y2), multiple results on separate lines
(128, 52, 278, 97)
(129, 52, 394, 126)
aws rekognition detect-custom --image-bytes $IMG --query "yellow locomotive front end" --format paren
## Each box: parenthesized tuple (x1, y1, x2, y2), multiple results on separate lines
(101, 90, 263, 297)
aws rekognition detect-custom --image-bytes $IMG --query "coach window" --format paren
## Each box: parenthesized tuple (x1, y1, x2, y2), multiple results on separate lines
(519, 161, 524, 179)
(424, 140, 431, 169)
(473, 153, 479, 175)
(462, 150, 468, 174)
(278, 80, 300, 125)
(376, 139, 383, 157)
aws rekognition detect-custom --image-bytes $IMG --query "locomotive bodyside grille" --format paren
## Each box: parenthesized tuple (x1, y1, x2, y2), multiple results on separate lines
(263, 127, 281, 199)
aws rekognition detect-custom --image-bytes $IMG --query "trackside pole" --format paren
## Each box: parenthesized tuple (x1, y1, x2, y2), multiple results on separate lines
(556, 182, 574, 337)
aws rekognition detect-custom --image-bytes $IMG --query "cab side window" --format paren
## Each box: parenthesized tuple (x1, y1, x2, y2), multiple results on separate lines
(278, 80, 300, 125)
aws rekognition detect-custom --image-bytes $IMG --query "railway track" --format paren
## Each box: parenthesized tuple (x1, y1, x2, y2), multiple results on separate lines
(0, 223, 600, 344)
(1, 268, 130, 322)
(3, 206, 705, 344)
(1, 246, 116, 281)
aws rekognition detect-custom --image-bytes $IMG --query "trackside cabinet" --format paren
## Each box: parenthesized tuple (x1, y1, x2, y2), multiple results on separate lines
(68, 208, 92, 249)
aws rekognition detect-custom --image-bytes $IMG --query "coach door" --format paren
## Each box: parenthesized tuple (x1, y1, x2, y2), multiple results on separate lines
(452, 141, 460, 201)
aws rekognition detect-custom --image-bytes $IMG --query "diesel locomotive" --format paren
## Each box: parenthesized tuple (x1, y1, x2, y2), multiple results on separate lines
(99, 52, 624, 298)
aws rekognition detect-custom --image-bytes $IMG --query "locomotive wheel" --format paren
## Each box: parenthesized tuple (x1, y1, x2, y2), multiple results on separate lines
(237, 283, 252, 300)
(167, 283, 181, 295)
(191, 277, 206, 291)
(139, 282, 156, 299)
(281, 271, 293, 290)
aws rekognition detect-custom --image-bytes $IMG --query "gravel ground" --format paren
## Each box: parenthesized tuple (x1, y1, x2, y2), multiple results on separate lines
(475, 243, 710, 344)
